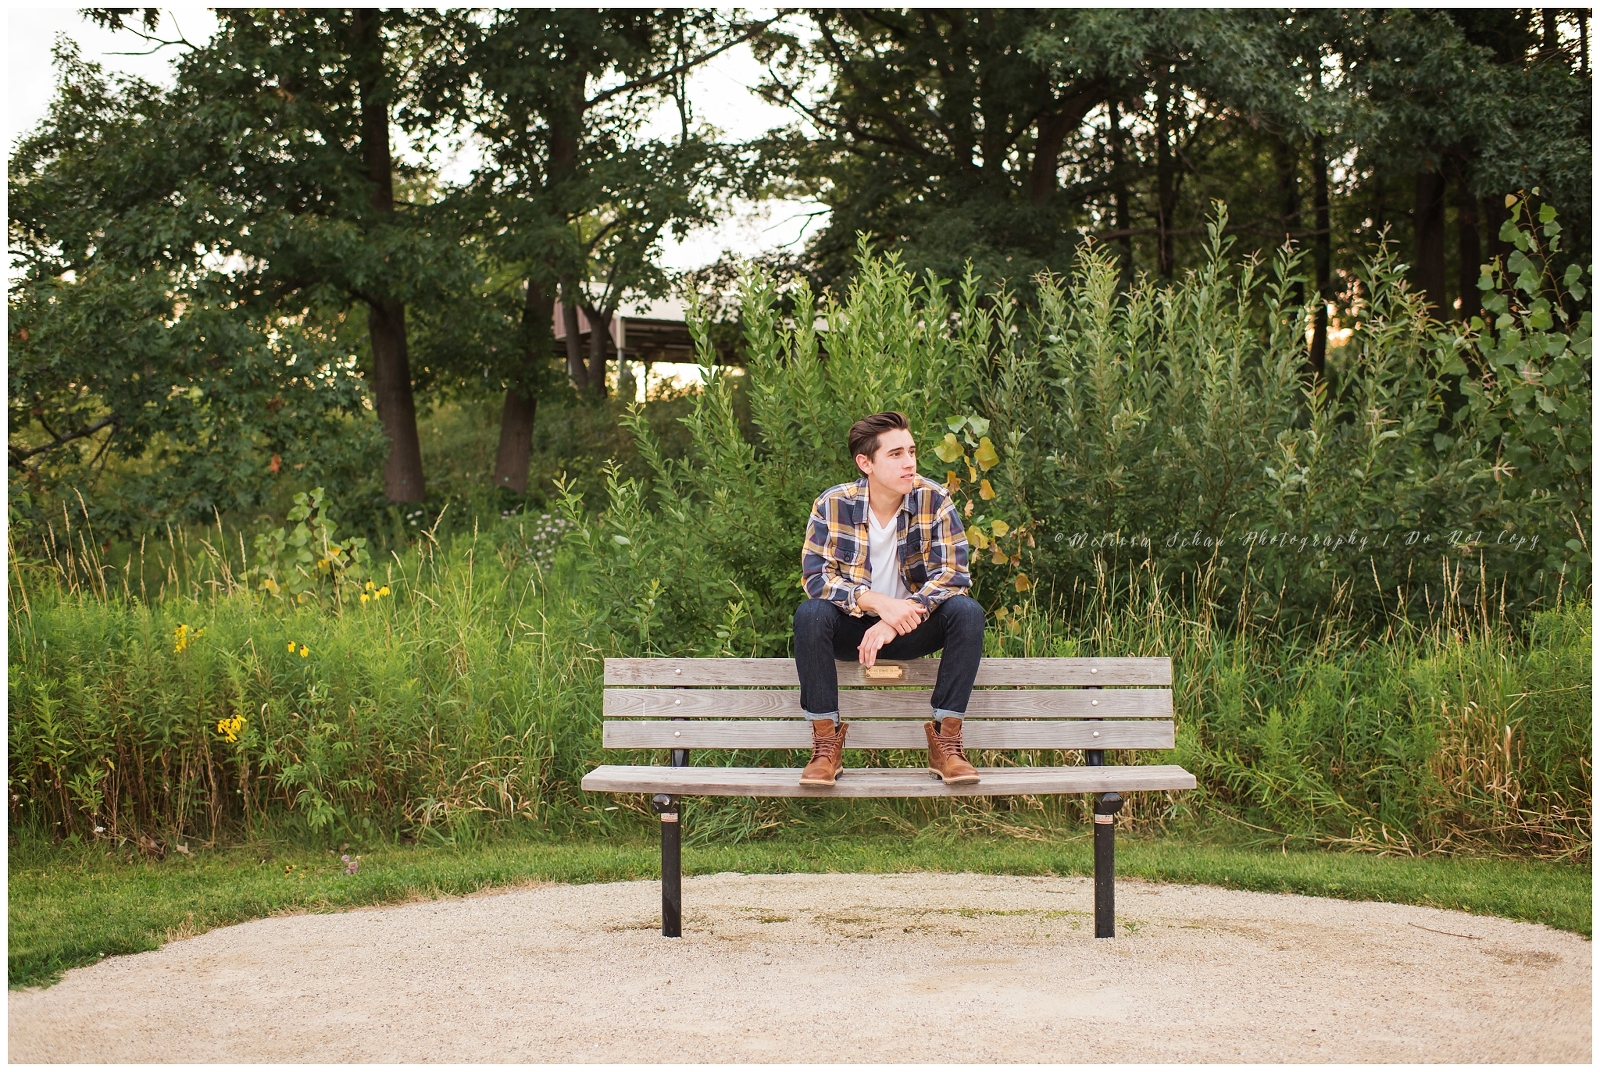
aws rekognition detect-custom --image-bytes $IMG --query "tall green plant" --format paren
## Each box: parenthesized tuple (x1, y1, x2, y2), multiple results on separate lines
(573, 206, 1585, 653)
(1450, 192, 1591, 586)
(563, 242, 997, 655)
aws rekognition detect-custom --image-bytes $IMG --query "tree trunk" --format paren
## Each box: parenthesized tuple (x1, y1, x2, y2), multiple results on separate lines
(1154, 75, 1176, 278)
(1275, 135, 1299, 238)
(1309, 132, 1331, 376)
(1029, 87, 1102, 208)
(492, 278, 555, 494)
(1276, 134, 1304, 307)
(1371, 169, 1387, 239)
(1455, 173, 1482, 323)
(1029, 108, 1072, 207)
(585, 306, 610, 397)
(1483, 192, 1511, 267)
(1413, 167, 1449, 316)
(1107, 99, 1133, 290)
(560, 283, 586, 390)
(353, 8, 425, 502)
(369, 301, 424, 501)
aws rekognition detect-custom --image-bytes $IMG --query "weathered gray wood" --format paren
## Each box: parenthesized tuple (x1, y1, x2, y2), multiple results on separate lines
(604, 687, 1172, 720)
(603, 719, 1174, 750)
(603, 657, 1171, 688)
(581, 763, 1197, 798)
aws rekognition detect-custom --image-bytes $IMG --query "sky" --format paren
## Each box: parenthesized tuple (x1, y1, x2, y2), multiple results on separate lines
(6, 7, 827, 273)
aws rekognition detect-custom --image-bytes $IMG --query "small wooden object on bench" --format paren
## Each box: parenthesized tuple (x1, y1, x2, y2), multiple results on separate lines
(582, 656, 1195, 938)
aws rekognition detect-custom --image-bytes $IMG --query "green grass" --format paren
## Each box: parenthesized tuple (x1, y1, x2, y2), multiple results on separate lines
(10, 828, 1589, 990)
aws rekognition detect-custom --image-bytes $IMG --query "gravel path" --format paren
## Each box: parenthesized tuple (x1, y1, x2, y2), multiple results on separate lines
(9, 872, 1590, 1063)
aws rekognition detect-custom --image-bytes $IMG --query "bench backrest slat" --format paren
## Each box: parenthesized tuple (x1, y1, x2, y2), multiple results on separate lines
(604, 657, 1170, 688)
(600, 656, 1175, 755)
(603, 719, 1174, 750)
(604, 687, 1172, 720)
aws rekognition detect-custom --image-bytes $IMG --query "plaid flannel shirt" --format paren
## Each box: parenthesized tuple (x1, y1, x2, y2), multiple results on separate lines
(801, 475, 970, 617)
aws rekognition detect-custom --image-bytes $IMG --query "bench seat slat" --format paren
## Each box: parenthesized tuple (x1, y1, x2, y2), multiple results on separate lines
(581, 763, 1197, 798)
(603, 719, 1174, 750)
(604, 657, 1171, 688)
(604, 688, 1172, 720)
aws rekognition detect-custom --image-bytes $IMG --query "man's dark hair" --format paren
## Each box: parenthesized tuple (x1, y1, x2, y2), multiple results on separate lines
(849, 411, 910, 466)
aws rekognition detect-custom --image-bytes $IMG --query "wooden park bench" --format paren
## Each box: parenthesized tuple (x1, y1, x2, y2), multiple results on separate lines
(581, 656, 1195, 939)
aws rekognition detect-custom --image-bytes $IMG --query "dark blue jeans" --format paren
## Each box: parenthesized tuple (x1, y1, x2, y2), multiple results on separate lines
(793, 595, 985, 721)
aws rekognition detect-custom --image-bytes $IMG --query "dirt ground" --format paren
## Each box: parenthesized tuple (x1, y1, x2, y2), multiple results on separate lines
(8, 871, 1591, 1063)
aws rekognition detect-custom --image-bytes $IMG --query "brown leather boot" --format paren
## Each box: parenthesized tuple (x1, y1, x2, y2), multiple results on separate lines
(799, 719, 849, 786)
(925, 717, 980, 785)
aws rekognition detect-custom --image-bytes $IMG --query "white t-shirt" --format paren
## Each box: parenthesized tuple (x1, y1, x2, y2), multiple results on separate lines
(867, 506, 910, 602)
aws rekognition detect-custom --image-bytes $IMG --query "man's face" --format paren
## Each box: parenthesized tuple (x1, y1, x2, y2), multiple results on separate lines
(857, 428, 918, 495)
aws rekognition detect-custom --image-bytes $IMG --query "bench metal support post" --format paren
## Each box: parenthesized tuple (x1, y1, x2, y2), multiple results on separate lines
(1092, 791, 1123, 938)
(651, 793, 681, 937)
(1085, 741, 1123, 939)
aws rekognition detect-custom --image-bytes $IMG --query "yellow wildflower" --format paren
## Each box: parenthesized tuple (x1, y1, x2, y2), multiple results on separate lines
(299, 645, 310, 658)
(287, 641, 296, 653)
(377, 586, 390, 598)
(214, 714, 247, 743)
(360, 593, 370, 604)
(173, 624, 190, 653)
(365, 580, 376, 592)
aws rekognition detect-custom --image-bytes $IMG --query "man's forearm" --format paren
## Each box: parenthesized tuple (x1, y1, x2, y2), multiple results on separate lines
(858, 590, 921, 615)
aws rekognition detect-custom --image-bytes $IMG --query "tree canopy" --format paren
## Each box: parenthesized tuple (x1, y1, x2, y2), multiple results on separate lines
(8, 8, 1591, 533)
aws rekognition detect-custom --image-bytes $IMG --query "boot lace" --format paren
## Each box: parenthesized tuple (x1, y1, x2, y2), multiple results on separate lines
(810, 728, 843, 765)
(935, 727, 968, 762)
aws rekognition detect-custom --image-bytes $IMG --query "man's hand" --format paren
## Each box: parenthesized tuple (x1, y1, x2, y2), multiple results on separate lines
(857, 591, 927, 635)
(858, 619, 899, 667)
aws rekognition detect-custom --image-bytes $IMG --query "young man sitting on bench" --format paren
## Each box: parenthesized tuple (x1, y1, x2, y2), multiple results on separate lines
(796, 411, 986, 787)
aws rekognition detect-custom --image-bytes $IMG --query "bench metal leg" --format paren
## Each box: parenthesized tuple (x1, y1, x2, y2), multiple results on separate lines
(652, 793, 681, 938)
(1093, 791, 1123, 938)
(1083, 692, 1122, 938)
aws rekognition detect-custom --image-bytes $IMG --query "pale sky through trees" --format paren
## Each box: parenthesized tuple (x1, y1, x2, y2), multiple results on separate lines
(6, 7, 826, 273)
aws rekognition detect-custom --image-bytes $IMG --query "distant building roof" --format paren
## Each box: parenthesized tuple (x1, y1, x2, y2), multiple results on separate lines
(552, 302, 735, 365)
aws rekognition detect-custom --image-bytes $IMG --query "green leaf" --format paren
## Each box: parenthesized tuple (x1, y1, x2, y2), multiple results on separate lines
(1538, 203, 1557, 224)
(934, 432, 965, 464)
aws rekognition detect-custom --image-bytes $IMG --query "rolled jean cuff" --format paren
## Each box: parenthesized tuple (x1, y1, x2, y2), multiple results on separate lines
(933, 707, 966, 721)
(805, 711, 841, 726)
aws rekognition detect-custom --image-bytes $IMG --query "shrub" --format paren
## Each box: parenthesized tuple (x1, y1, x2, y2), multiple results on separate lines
(567, 206, 1587, 659)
